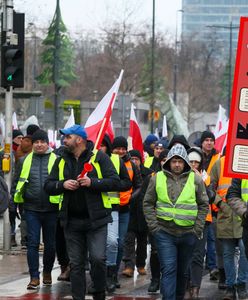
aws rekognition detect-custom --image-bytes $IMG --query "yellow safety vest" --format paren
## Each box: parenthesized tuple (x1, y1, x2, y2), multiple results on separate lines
(156, 171, 197, 227)
(14, 152, 60, 204)
(58, 150, 112, 209)
(241, 179, 248, 202)
(108, 154, 120, 205)
(144, 156, 154, 168)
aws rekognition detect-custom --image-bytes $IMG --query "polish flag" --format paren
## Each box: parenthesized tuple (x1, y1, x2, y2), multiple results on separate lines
(64, 108, 75, 129)
(127, 103, 144, 161)
(85, 70, 124, 149)
(213, 105, 229, 153)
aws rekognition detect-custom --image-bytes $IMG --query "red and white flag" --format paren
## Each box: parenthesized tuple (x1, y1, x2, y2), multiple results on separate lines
(213, 104, 229, 154)
(128, 103, 144, 161)
(85, 70, 124, 149)
(64, 108, 75, 129)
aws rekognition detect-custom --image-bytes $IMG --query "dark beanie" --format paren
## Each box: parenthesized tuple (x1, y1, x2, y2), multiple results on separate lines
(112, 136, 128, 150)
(31, 129, 49, 144)
(168, 135, 190, 150)
(13, 129, 23, 139)
(158, 149, 169, 162)
(26, 124, 40, 136)
(129, 149, 142, 161)
(144, 134, 158, 146)
(200, 131, 215, 144)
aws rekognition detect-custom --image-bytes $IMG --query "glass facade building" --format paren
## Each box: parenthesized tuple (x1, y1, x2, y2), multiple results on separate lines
(181, 0, 248, 58)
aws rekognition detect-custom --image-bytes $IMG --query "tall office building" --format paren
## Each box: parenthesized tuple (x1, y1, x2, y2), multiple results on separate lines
(181, 0, 248, 59)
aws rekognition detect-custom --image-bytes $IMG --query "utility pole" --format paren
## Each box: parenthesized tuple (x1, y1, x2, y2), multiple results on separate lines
(173, 9, 183, 105)
(2, 0, 13, 251)
(150, 0, 155, 133)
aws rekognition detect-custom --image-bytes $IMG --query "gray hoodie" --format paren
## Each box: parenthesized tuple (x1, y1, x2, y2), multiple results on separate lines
(143, 144, 209, 238)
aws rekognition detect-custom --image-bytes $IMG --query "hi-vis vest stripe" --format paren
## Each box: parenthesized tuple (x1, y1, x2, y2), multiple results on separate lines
(144, 156, 153, 168)
(241, 179, 248, 202)
(156, 171, 198, 227)
(14, 152, 60, 204)
(204, 153, 220, 186)
(120, 160, 133, 206)
(108, 154, 120, 205)
(58, 150, 112, 209)
(217, 156, 232, 201)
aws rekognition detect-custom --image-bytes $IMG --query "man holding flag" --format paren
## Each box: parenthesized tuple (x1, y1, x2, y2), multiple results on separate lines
(44, 124, 120, 300)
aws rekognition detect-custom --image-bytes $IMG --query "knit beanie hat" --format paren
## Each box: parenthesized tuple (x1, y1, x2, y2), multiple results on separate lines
(200, 131, 215, 144)
(13, 129, 23, 139)
(144, 134, 158, 146)
(188, 151, 202, 163)
(155, 138, 169, 149)
(26, 124, 40, 136)
(168, 135, 190, 150)
(112, 136, 128, 150)
(31, 129, 49, 144)
(129, 149, 142, 161)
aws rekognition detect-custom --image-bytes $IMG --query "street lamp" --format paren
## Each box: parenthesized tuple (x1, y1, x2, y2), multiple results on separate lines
(207, 22, 239, 116)
(150, 0, 155, 133)
(173, 9, 184, 105)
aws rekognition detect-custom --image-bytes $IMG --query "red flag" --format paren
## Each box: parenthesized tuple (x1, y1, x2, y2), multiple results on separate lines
(84, 70, 124, 149)
(128, 104, 144, 161)
(213, 105, 229, 154)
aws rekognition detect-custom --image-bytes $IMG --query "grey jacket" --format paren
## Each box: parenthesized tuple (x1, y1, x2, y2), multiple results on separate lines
(143, 144, 209, 238)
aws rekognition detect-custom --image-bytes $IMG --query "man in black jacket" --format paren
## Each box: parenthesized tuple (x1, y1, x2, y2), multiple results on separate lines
(13, 129, 58, 290)
(44, 125, 120, 300)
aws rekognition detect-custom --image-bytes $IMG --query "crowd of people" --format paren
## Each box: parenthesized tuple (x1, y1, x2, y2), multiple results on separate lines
(3, 123, 248, 300)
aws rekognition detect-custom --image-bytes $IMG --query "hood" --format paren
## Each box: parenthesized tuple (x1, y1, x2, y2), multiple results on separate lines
(102, 134, 112, 156)
(163, 144, 191, 173)
(168, 134, 190, 150)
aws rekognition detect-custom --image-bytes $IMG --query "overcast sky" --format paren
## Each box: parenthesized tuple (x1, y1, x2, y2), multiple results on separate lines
(14, 0, 182, 36)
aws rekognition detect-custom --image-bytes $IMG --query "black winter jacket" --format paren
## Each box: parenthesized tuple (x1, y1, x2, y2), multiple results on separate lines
(12, 148, 58, 212)
(44, 141, 120, 229)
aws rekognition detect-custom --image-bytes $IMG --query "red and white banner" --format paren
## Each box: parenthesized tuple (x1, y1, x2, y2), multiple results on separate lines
(128, 103, 144, 161)
(225, 17, 248, 178)
(213, 105, 229, 154)
(85, 70, 124, 149)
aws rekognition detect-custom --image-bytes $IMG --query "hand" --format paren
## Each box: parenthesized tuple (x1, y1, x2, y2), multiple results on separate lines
(63, 180, 80, 190)
(77, 175, 91, 187)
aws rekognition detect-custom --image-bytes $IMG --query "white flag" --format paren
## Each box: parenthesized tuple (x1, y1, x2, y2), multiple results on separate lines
(64, 109, 75, 129)
(162, 115, 168, 138)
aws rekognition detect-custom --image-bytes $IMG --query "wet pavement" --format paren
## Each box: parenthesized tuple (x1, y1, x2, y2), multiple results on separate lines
(0, 217, 229, 299)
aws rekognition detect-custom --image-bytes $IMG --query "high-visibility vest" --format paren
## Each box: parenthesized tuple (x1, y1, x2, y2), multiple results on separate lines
(144, 156, 154, 168)
(216, 156, 232, 201)
(156, 171, 198, 227)
(120, 160, 134, 206)
(241, 179, 248, 202)
(204, 153, 220, 186)
(14, 152, 61, 204)
(108, 154, 120, 205)
(58, 150, 112, 209)
(204, 153, 220, 213)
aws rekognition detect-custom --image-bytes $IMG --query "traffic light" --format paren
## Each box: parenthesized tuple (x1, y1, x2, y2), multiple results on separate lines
(1, 12, 24, 88)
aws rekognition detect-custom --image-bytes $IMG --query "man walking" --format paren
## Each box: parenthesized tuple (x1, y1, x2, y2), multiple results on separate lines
(44, 125, 120, 300)
(143, 144, 209, 300)
(14, 129, 59, 289)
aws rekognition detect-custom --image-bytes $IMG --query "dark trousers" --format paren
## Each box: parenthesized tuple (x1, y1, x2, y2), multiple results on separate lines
(64, 218, 107, 300)
(122, 230, 148, 269)
(149, 233, 161, 280)
(242, 226, 248, 260)
(56, 219, 69, 267)
(190, 224, 208, 287)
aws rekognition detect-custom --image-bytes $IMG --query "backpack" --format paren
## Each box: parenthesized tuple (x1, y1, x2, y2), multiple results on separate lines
(0, 176, 9, 215)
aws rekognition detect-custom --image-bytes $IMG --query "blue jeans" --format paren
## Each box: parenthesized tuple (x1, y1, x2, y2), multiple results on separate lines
(154, 230, 197, 300)
(116, 211, 129, 269)
(25, 210, 57, 279)
(222, 238, 248, 287)
(64, 218, 107, 300)
(106, 211, 119, 266)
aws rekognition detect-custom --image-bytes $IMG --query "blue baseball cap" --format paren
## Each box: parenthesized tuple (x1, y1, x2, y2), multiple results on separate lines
(59, 124, 88, 140)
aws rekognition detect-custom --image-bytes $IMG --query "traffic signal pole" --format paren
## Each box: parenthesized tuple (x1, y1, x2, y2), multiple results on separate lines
(2, 0, 14, 251)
